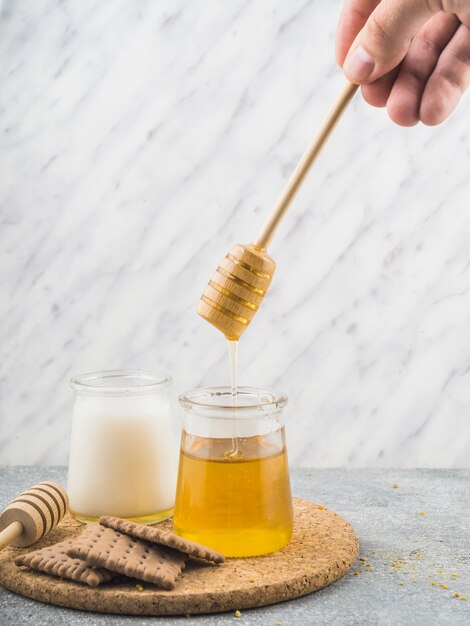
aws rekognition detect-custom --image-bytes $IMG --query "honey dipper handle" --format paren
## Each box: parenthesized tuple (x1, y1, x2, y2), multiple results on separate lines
(254, 81, 359, 251)
(0, 521, 23, 551)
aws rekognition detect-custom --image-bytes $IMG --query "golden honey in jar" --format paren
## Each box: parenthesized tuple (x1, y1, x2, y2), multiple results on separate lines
(174, 387, 293, 557)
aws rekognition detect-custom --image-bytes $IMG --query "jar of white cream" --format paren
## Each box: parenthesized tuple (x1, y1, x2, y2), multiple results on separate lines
(67, 369, 177, 523)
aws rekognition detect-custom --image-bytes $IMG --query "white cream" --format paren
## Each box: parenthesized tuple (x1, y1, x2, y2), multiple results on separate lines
(67, 393, 177, 519)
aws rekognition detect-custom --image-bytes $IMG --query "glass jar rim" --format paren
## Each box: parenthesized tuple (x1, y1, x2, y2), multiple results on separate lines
(179, 386, 288, 414)
(70, 369, 172, 395)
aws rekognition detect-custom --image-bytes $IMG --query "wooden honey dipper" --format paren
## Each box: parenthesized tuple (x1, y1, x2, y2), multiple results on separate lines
(0, 482, 69, 550)
(198, 81, 358, 340)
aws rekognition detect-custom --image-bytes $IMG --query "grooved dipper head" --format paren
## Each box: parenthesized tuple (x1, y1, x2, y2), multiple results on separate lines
(197, 243, 276, 340)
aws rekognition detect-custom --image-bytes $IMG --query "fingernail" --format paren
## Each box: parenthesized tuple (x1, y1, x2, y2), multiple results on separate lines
(343, 46, 375, 81)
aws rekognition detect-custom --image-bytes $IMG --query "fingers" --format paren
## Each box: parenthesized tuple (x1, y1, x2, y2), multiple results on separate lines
(457, 13, 470, 28)
(428, 0, 470, 21)
(336, 0, 381, 66)
(386, 12, 459, 126)
(361, 67, 400, 107)
(335, 0, 470, 125)
(420, 23, 470, 124)
(343, 0, 437, 83)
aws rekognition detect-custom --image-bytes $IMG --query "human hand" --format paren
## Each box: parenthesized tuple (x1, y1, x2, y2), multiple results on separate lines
(336, 0, 470, 125)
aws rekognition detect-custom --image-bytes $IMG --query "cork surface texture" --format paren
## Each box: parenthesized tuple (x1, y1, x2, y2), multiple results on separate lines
(0, 498, 359, 616)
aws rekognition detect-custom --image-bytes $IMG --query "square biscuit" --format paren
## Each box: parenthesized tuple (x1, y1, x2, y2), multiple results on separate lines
(15, 539, 114, 588)
(67, 523, 186, 590)
(99, 515, 225, 564)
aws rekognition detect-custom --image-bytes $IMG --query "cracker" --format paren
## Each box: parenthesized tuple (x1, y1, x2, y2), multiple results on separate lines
(67, 524, 186, 590)
(15, 539, 114, 588)
(99, 516, 225, 564)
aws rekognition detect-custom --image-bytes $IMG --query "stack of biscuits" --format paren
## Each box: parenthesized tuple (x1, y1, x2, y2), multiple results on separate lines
(15, 516, 224, 589)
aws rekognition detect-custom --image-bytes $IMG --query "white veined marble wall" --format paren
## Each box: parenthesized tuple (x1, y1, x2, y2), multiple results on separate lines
(1, 0, 469, 466)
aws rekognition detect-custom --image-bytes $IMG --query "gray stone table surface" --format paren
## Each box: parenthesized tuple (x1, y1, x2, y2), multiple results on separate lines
(0, 467, 469, 626)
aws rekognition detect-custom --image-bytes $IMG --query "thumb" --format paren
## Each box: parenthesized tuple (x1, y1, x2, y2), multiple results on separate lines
(342, 0, 437, 83)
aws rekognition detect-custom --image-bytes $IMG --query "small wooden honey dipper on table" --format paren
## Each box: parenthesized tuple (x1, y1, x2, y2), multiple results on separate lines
(0, 482, 68, 550)
(198, 82, 358, 339)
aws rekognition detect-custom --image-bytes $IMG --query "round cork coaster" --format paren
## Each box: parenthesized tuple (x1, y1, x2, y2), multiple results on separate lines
(0, 498, 358, 616)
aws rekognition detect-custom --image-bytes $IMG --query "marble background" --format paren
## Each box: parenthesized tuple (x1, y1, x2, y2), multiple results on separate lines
(1, 0, 470, 467)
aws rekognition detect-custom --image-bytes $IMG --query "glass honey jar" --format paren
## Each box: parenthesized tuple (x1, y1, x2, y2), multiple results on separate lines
(174, 386, 293, 557)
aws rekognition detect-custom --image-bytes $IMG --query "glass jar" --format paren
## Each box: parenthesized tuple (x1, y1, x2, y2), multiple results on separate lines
(67, 370, 177, 523)
(174, 386, 293, 557)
